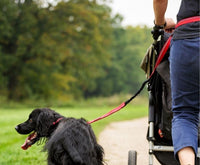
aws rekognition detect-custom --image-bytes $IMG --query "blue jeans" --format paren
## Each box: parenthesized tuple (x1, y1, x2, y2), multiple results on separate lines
(169, 38, 200, 160)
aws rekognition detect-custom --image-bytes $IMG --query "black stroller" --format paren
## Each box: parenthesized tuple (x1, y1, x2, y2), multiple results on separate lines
(128, 29, 200, 165)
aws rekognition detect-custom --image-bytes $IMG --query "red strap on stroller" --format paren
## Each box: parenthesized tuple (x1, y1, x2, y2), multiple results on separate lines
(149, 35, 172, 78)
(88, 16, 200, 124)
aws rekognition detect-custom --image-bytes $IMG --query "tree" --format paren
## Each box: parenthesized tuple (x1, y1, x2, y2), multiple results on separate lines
(0, 0, 114, 101)
(93, 26, 152, 96)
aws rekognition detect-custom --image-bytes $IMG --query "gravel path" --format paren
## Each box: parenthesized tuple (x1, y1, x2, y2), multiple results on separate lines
(99, 117, 160, 165)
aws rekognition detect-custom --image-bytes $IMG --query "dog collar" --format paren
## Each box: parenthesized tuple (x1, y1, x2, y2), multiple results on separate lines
(53, 118, 63, 125)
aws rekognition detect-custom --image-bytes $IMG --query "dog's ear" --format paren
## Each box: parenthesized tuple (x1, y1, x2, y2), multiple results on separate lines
(36, 110, 55, 137)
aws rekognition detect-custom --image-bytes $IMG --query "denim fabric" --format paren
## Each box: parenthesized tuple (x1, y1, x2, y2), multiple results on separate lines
(169, 38, 200, 160)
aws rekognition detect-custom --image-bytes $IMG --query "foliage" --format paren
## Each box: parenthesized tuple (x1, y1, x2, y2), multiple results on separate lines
(0, 0, 153, 102)
(93, 26, 152, 96)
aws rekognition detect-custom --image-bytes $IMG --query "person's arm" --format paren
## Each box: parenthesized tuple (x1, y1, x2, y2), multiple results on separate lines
(153, 0, 168, 25)
(153, 0, 175, 30)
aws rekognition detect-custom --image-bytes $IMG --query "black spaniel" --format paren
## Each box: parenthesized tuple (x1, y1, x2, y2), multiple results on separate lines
(15, 108, 104, 165)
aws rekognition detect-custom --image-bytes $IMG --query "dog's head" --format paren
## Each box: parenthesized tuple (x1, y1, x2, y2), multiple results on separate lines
(15, 108, 62, 150)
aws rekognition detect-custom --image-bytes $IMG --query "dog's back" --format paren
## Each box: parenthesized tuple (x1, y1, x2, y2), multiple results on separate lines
(45, 118, 104, 165)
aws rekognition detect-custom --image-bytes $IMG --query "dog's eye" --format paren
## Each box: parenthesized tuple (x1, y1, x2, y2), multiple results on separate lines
(29, 119, 33, 123)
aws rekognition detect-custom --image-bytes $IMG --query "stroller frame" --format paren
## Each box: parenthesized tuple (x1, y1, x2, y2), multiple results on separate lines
(148, 110, 200, 165)
(128, 30, 200, 165)
(147, 32, 200, 165)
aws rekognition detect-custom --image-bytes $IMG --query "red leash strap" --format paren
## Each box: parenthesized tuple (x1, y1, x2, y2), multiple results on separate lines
(88, 78, 149, 124)
(149, 36, 172, 79)
(175, 16, 200, 28)
(88, 16, 200, 124)
(88, 103, 126, 124)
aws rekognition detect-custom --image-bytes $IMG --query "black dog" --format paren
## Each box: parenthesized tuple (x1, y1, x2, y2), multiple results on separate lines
(15, 108, 104, 165)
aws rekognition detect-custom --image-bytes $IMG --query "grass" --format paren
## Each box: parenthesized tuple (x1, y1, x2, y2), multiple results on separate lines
(0, 96, 148, 165)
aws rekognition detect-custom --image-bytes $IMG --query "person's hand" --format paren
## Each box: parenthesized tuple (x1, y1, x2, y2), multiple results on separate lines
(164, 18, 176, 33)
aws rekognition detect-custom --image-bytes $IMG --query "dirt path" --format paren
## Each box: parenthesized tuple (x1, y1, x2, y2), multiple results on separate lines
(98, 117, 160, 165)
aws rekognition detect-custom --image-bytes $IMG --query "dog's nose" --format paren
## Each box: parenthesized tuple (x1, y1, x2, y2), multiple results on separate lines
(15, 125, 19, 131)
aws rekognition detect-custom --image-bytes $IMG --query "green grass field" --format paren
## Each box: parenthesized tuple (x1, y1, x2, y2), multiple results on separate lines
(0, 98, 148, 165)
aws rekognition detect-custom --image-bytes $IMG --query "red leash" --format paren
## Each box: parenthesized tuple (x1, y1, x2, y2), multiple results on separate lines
(175, 16, 200, 28)
(88, 102, 126, 124)
(88, 16, 200, 124)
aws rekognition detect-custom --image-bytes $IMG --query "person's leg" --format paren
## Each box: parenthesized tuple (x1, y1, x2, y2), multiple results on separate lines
(172, 111, 198, 164)
(178, 147, 195, 165)
(170, 38, 200, 164)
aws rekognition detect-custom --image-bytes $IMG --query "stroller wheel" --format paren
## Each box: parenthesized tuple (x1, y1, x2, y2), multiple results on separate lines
(128, 150, 137, 165)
